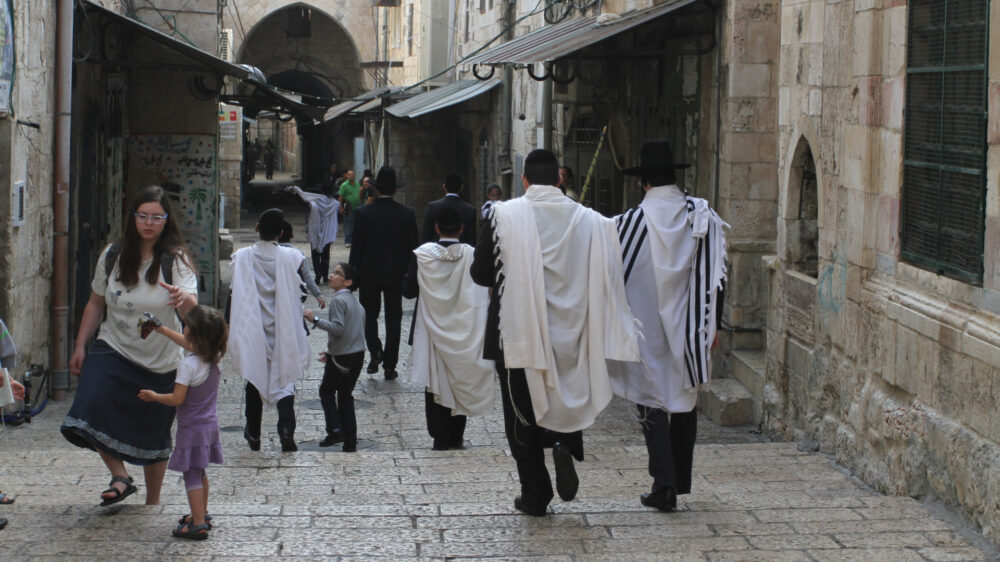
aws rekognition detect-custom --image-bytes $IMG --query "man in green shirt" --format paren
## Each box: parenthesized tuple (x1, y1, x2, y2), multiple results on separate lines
(339, 169, 361, 247)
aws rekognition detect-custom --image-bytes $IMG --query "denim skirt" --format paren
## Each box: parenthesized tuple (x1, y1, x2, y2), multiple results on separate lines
(60, 340, 176, 465)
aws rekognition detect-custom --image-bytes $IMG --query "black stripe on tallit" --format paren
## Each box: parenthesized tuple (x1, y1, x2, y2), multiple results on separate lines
(620, 209, 645, 259)
(617, 208, 637, 245)
(623, 228, 647, 285)
(690, 237, 705, 387)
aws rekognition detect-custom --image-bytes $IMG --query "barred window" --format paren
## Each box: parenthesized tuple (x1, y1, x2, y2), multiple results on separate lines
(902, 0, 989, 283)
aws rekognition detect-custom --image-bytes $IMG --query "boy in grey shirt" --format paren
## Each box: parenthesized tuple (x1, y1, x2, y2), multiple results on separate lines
(304, 262, 365, 451)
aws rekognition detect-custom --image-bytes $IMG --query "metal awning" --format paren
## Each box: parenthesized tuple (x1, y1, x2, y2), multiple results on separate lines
(80, 1, 327, 121)
(465, 0, 700, 65)
(386, 79, 502, 119)
(323, 87, 398, 122)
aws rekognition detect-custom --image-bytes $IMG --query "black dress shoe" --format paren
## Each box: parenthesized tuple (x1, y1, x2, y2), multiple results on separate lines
(342, 440, 357, 453)
(383, 369, 398, 380)
(640, 488, 677, 512)
(553, 442, 579, 501)
(278, 428, 297, 452)
(319, 431, 344, 447)
(513, 496, 547, 517)
(243, 429, 261, 452)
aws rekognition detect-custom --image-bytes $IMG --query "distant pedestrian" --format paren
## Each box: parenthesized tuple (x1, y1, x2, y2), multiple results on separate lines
(61, 186, 199, 507)
(360, 175, 375, 206)
(421, 173, 477, 246)
(349, 166, 419, 380)
(338, 170, 362, 247)
(245, 140, 258, 182)
(481, 183, 502, 219)
(558, 166, 579, 202)
(264, 140, 276, 180)
(138, 305, 227, 540)
(608, 139, 728, 512)
(229, 209, 311, 453)
(287, 185, 340, 284)
(404, 208, 493, 450)
(304, 263, 365, 452)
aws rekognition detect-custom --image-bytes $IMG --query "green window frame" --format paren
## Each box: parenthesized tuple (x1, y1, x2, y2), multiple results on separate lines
(902, 0, 989, 284)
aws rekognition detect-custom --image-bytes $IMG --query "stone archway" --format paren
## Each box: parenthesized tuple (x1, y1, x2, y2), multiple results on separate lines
(228, 2, 372, 188)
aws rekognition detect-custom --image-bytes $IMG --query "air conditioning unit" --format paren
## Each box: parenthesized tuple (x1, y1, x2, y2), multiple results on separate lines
(219, 28, 233, 62)
(375, 0, 401, 7)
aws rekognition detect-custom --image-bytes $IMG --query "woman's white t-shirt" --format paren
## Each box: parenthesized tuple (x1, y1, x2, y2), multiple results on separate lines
(92, 244, 198, 374)
(174, 353, 211, 388)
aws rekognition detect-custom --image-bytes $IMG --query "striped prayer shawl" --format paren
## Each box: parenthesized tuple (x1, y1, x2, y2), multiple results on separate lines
(615, 200, 715, 388)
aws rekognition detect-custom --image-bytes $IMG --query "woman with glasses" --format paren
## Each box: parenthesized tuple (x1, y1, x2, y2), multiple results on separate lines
(61, 185, 199, 508)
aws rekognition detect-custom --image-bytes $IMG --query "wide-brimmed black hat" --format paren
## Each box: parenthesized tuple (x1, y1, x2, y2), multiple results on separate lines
(375, 166, 405, 191)
(621, 139, 690, 176)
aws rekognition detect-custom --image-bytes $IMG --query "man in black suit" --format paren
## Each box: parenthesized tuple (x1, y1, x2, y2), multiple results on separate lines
(420, 173, 477, 246)
(349, 166, 419, 380)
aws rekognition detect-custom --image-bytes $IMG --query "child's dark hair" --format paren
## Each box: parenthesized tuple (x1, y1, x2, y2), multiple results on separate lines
(335, 262, 359, 292)
(185, 305, 228, 364)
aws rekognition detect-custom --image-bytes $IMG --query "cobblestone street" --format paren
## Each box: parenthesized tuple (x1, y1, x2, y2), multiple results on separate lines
(1, 216, 996, 560)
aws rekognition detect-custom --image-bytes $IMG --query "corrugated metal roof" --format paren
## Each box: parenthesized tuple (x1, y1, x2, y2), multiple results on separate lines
(386, 79, 502, 119)
(322, 87, 397, 122)
(465, 0, 699, 65)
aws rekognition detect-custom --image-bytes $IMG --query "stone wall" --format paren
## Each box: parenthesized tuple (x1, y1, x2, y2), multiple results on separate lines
(0, 1, 57, 375)
(770, 0, 1000, 545)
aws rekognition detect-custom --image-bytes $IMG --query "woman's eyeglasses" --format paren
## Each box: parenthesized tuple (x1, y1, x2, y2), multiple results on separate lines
(135, 213, 168, 224)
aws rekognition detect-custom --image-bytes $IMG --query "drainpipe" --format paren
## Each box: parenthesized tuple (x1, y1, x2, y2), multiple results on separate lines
(500, 0, 514, 189)
(51, 0, 73, 400)
(541, 76, 552, 150)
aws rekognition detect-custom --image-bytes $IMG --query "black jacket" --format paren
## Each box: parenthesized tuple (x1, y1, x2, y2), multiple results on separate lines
(421, 194, 478, 246)
(470, 222, 501, 361)
(349, 197, 419, 289)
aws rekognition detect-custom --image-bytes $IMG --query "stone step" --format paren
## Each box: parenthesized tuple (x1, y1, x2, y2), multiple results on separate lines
(731, 349, 766, 425)
(702, 378, 753, 426)
(731, 349, 765, 400)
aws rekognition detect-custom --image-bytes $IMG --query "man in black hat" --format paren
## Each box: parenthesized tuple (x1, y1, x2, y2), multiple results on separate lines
(607, 139, 728, 512)
(420, 173, 477, 246)
(349, 166, 419, 380)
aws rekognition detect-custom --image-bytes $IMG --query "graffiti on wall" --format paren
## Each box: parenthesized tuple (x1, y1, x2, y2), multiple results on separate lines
(129, 134, 217, 300)
(817, 253, 847, 312)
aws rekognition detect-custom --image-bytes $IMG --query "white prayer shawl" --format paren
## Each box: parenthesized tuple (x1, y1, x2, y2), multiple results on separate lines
(289, 185, 340, 250)
(490, 185, 640, 433)
(607, 186, 728, 412)
(229, 242, 311, 405)
(405, 242, 494, 417)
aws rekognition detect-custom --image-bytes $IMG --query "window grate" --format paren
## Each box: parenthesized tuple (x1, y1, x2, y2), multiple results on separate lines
(901, 0, 988, 283)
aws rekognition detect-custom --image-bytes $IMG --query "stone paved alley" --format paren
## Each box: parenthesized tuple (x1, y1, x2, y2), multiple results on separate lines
(1, 215, 997, 560)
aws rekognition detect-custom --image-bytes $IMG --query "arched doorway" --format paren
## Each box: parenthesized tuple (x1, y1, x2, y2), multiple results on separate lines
(238, 4, 365, 190)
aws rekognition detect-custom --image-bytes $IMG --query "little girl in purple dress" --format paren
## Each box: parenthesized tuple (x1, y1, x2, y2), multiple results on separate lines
(138, 305, 227, 540)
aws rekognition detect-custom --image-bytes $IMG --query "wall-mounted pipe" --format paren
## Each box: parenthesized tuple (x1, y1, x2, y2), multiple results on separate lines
(51, 0, 74, 400)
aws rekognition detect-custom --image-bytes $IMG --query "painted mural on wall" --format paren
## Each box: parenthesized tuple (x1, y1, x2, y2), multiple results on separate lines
(0, 0, 14, 113)
(129, 134, 217, 300)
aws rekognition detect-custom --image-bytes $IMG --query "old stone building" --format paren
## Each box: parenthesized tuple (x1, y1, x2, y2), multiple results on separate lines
(768, 0, 1000, 544)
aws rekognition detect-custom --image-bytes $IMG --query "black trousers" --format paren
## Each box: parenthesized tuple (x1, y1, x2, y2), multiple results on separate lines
(638, 404, 697, 495)
(320, 351, 364, 441)
(497, 359, 583, 512)
(425, 391, 466, 449)
(311, 243, 331, 282)
(244, 382, 295, 438)
(359, 285, 403, 371)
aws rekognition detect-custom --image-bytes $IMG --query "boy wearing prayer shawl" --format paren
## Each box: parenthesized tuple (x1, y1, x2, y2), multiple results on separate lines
(286, 184, 340, 285)
(229, 209, 311, 453)
(608, 139, 728, 512)
(471, 149, 640, 517)
(403, 208, 493, 451)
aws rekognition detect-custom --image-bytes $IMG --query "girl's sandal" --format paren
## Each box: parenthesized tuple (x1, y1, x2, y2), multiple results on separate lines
(177, 513, 213, 530)
(172, 522, 210, 540)
(0, 492, 14, 505)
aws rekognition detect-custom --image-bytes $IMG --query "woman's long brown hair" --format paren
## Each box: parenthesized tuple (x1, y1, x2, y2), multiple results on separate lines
(115, 185, 196, 286)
